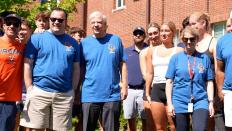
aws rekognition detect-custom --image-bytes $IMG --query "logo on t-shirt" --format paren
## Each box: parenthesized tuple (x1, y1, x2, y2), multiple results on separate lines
(64, 41, 74, 52)
(198, 63, 204, 73)
(108, 44, 115, 53)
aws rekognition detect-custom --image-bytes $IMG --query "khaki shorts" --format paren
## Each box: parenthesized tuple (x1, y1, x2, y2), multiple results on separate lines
(20, 85, 74, 130)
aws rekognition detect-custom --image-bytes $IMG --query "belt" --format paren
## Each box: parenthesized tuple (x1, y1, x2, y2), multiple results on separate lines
(128, 84, 144, 90)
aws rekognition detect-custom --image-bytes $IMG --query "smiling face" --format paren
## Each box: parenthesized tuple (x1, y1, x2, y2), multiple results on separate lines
(18, 23, 32, 43)
(147, 26, 160, 45)
(49, 10, 66, 35)
(133, 30, 145, 45)
(3, 18, 21, 39)
(90, 14, 107, 38)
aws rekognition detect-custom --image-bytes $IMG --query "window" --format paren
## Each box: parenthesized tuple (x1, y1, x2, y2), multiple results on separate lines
(115, 0, 125, 9)
(212, 22, 226, 40)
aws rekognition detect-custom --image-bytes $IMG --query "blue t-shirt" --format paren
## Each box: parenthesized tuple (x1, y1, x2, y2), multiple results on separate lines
(25, 31, 80, 92)
(216, 32, 232, 91)
(125, 44, 147, 87)
(166, 51, 214, 113)
(80, 34, 127, 102)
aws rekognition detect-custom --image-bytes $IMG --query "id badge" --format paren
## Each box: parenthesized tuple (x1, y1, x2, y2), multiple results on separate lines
(188, 103, 193, 113)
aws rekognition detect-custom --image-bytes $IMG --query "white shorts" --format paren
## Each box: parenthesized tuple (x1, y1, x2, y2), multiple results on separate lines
(123, 88, 146, 119)
(20, 85, 74, 130)
(223, 90, 232, 127)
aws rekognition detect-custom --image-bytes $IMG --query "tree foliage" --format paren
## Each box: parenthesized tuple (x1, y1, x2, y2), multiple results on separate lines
(0, 0, 85, 29)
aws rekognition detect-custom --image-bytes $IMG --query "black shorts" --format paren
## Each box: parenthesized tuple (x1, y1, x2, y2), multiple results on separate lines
(151, 83, 167, 104)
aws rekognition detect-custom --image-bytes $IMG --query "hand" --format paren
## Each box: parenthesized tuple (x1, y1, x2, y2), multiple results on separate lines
(167, 104, 175, 117)
(218, 91, 224, 101)
(209, 102, 214, 118)
(146, 95, 152, 105)
(120, 86, 128, 100)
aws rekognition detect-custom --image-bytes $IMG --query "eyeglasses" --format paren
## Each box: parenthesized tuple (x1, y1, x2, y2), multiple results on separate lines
(133, 31, 144, 36)
(182, 37, 196, 43)
(50, 17, 65, 23)
(5, 21, 20, 28)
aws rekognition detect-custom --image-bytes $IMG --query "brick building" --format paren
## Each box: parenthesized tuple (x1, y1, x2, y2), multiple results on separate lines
(70, 0, 232, 47)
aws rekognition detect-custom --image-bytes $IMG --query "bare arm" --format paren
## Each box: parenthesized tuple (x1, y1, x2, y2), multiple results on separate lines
(139, 48, 148, 80)
(166, 78, 175, 116)
(166, 79, 173, 105)
(207, 80, 214, 117)
(145, 47, 154, 103)
(24, 58, 34, 91)
(216, 60, 225, 100)
(210, 38, 218, 72)
(120, 61, 128, 100)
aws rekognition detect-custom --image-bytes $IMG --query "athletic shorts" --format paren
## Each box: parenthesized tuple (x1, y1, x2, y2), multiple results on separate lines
(20, 85, 74, 130)
(151, 83, 167, 104)
(123, 88, 146, 119)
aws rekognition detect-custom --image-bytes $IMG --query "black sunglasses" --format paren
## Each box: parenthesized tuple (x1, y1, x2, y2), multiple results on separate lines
(5, 21, 20, 28)
(182, 37, 196, 43)
(133, 31, 145, 36)
(50, 17, 65, 23)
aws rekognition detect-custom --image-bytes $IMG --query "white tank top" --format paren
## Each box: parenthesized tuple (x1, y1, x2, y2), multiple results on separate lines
(152, 46, 176, 84)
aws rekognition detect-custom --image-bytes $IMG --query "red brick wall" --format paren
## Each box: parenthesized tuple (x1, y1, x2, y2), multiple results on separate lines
(72, 0, 232, 47)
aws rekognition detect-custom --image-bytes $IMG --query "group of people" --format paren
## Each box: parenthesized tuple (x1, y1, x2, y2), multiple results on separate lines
(0, 7, 232, 131)
(122, 11, 232, 131)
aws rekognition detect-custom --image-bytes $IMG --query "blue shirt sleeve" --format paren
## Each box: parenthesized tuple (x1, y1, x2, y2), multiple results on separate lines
(118, 37, 127, 62)
(166, 54, 177, 80)
(216, 37, 223, 61)
(205, 55, 214, 80)
(72, 40, 80, 63)
(24, 34, 39, 59)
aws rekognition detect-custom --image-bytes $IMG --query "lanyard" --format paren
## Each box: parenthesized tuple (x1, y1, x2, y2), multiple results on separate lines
(187, 55, 196, 102)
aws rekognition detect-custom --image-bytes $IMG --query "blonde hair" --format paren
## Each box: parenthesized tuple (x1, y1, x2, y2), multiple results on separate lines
(181, 26, 199, 41)
(190, 12, 210, 31)
(162, 21, 176, 37)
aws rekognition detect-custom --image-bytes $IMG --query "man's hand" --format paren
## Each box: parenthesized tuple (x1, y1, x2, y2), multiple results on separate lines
(120, 86, 128, 100)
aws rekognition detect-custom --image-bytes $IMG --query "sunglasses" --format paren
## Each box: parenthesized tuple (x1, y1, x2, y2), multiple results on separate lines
(5, 21, 20, 28)
(182, 37, 196, 43)
(133, 31, 144, 36)
(50, 17, 65, 23)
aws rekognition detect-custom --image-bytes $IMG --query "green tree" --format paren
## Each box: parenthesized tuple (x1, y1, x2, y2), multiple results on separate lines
(0, 0, 85, 29)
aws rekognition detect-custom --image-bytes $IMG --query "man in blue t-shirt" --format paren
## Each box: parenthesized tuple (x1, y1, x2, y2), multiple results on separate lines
(80, 11, 128, 131)
(20, 8, 80, 131)
(216, 32, 232, 129)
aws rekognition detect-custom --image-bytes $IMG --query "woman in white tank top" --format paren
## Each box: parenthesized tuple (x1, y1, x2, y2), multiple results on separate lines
(145, 21, 183, 131)
(140, 22, 161, 131)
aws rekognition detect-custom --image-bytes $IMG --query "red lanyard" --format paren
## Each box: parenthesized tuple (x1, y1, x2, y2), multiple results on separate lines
(187, 55, 196, 102)
(187, 55, 196, 80)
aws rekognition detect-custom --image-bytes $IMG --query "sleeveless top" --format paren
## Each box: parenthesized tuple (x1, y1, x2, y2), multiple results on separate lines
(203, 36, 215, 71)
(152, 46, 176, 84)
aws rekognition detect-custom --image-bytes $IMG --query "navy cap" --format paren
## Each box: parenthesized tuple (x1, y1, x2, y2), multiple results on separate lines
(133, 26, 145, 34)
(4, 14, 21, 23)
